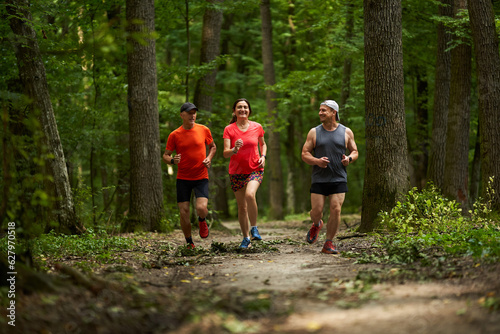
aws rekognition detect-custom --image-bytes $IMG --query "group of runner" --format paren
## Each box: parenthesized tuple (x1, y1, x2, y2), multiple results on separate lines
(163, 98, 358, 254)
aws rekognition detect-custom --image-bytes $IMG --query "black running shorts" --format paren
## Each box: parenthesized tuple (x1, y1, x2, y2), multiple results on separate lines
(310, 182, 348, 196)
(176, 178, 209, 203)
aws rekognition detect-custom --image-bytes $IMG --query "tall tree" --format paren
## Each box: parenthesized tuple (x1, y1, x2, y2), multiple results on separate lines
(193, 0, 226, 220)
(284, 0, 297, 215)
(468, 0, 500, 210)
(340, 0, 355, 121)
(125, 0, 164, 231)
(411, 64, 429, 189)
(428, 0, 453, 190)
(470, 124, 481, 203)
(443, 0, 471, 210)
(360, 0, 410, 232)
(194, 0, 223, 111)
(260, 0, 283, 219)
(6, 0, 83, 234)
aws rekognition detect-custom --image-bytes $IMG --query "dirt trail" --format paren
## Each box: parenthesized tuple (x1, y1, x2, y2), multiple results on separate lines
(5, 219, 500, 334)
(166, 220, 500, 334)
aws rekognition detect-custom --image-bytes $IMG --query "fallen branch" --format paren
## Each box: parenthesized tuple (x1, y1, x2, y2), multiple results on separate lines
(337, 233, 367, 240)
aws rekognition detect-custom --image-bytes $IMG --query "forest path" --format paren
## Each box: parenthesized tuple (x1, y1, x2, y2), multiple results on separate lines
(7, 220, 499, 334)
(154, 220, 500, 334)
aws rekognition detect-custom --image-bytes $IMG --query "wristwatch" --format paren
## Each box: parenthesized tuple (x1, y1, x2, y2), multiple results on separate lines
(171, 158, 175, 165)
(349, 156, 352, 162)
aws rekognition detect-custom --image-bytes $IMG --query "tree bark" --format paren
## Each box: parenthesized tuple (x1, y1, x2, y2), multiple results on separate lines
(428, 0, 453, 190)
(260, 0, 283, 220)
(125, 0, 164, 231)
(468, 0, 500, 210)
(413, 65, 429, 189)
(443, 0, 471, 211)
(6, 0, 83, 234)
(469, 123, 481, 204)
(340, 0, 355, 123)
(284, 0, 297, 214)
(193, 0, 226, 221)
(194, 0, 223, 112)
(360, 0, 410, 232)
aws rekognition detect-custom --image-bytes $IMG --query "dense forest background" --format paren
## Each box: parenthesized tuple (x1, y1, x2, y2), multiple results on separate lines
(1, 0, 500, 235)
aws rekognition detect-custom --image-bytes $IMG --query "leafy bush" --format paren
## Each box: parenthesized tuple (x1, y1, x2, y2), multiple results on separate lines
(469, 176, 498, 228)
(375, 180, 500, 264)
(31, 229, 137, 259)
(378, 183, 465, 234)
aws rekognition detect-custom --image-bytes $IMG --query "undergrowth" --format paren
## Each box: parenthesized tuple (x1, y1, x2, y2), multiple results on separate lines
(360, 179, 500, 266)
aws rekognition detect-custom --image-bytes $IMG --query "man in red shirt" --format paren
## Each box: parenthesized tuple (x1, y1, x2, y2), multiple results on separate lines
(163, 102, 216, 248)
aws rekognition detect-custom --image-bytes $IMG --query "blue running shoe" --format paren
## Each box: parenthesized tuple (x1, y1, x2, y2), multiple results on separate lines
(250, 226, 262, 241)
(239, 237, 251, 249)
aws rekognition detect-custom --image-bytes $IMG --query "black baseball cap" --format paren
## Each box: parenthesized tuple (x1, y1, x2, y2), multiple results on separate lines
(180, 102, 198, 113)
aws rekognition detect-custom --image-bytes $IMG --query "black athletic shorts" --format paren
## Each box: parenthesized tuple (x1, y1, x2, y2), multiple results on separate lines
(310, 182, 348, 196)
(176, 178, 209, 203)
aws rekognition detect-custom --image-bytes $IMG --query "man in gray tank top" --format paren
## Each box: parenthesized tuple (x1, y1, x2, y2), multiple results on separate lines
(301, 100, 358, 254)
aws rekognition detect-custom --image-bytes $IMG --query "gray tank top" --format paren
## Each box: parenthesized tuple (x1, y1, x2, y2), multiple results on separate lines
(312, 124, 347, 183)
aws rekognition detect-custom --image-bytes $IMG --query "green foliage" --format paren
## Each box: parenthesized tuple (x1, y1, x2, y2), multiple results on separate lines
(30, 229, 137, 259)
(378, 183, 465, 234)
(469, 176, 497, 226)
(372, 182, 500, 265)
(479, 294, 500, 312)
(1, 0, 493, 233)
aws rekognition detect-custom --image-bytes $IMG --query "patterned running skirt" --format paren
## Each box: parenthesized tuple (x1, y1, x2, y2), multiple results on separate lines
(230, 171, 264, 192)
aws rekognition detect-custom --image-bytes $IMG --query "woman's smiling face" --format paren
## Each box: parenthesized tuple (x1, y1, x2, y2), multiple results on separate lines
(234, 101, 251, 119)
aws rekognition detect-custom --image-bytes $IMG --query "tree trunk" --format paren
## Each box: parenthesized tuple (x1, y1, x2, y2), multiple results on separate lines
(286, 113, 296, 214)
(6, 0, 83, 234)
(340, 0, 355, 123)
(413, 65, 429, 189)
(284, 0, 297, 215)
(194, 0, 223, 112)
(260, 0, 283, 219)
(428, 0, 453, 190)
(125, 0, 164, 232)
(115, 133, 130, 223)
(1, 104, 11, 223)
(469, 123, 481, 204)
(468, 0, 500, 210)
(443, 0, 471, 211)
(193, 0, 225, 222)
(360, 0, 410, 232)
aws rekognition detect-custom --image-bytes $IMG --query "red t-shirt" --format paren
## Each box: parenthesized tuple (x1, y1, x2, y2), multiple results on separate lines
(223, 121, 265, 174)
(166, 124, 213, 180)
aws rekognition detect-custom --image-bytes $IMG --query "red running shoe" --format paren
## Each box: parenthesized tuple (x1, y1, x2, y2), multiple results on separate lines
(187, 243, 195, 249)
(321, 240, 339, 254)
(199, 219, 209, 238)
(306, 220, 324, 244)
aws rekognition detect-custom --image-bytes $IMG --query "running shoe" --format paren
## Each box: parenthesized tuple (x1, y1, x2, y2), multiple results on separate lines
(306, 220, 324, 244)
(321, 240, 339, 254)
(187, 243, 195, 249)
(250, 226, 262, 241)
(199, 219, 209, 238)
(239, 238, 251, 249)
